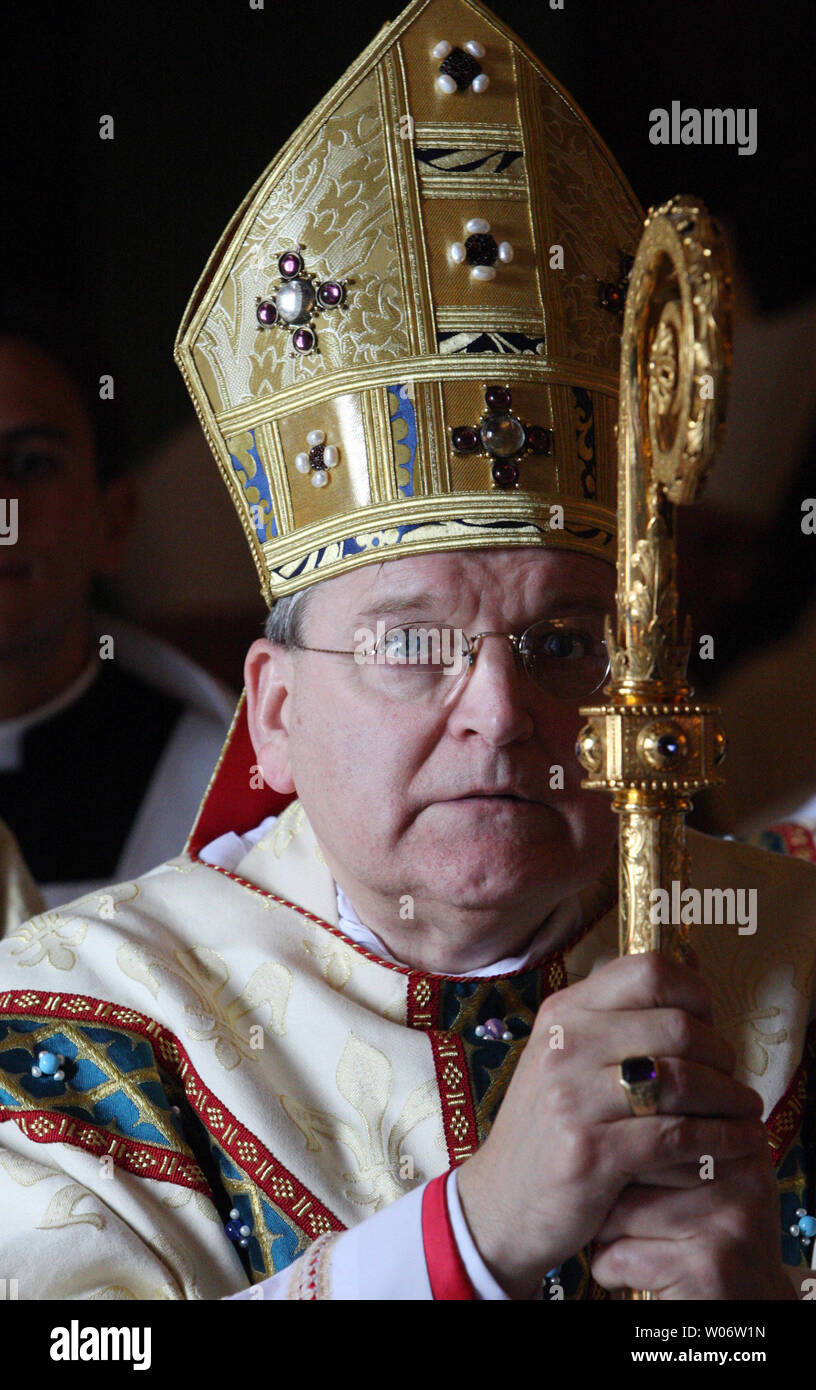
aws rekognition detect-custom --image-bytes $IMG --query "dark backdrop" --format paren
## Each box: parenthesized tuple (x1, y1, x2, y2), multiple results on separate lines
(2, 0, 813, 467)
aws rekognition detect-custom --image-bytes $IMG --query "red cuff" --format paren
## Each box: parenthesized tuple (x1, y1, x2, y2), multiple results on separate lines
(421, 1171, 477, 1300)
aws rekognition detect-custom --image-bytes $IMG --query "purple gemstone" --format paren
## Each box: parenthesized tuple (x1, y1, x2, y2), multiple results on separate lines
(480, 1018, 505, 1040)
(451, 425, 480, 453)
(492, 459, 519, 489)
(256, 299, 277, 326)
(484, 385, 511, 412)
(440, 46, 482, 91)
(620, 1056, 657, 1085)
(292, 326, 315, 353)
(317, 281, 344, 308)
(278, 250, 303, 279)
(526, 424, 552, 455)
(465, 232, 498, 267)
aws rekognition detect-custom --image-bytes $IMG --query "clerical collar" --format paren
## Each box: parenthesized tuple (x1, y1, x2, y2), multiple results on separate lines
(199, 813, 582, 979)
(0, 655, 99, 772)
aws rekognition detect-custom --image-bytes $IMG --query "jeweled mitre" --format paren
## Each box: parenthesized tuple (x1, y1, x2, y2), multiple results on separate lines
(175, 0, 642, 605)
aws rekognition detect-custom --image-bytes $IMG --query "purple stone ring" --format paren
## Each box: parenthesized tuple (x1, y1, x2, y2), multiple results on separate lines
(619, 1055, 660, 1116)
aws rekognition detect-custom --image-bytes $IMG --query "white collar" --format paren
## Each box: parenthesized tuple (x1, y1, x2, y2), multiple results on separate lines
(0, 656, 99, 771)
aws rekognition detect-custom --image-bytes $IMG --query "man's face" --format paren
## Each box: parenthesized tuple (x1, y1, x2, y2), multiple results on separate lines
(0, 335, 115, 659)
(249, 546, 618, 925)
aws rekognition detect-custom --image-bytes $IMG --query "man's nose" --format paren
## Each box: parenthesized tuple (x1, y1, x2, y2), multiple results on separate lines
(444, 633, 535, 746)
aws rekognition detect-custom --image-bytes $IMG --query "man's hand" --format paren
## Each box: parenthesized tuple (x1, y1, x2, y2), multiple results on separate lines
(456, 952, 769, 1299)
(591, 1156, 796, 1299)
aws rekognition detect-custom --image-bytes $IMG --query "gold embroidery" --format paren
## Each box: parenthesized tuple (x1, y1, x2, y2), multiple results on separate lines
(117, 942, 292, 1071)
(302, 930, 355, 991)
(37, 1182, 106, 1232)
(280, 1031, 438, 1210)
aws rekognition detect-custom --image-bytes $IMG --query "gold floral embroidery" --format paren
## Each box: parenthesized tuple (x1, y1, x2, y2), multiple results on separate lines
(281, 1031, 439, 1210)
(302, 931, 355, 991)
(37, 1182, 106, 1232)
(8, 884, 139, 970)
(116, 942, 292, 1071)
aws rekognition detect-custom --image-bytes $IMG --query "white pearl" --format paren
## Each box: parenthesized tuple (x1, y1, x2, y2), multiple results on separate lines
(450, 241, 466, 263)
(475, 1026, 485, 1038)
(465, 217, 490, 234)
(791, 1224, 802, 1236)
(311, 471, 328, 487)
(230, 1208, 240, 1220)
(239, 1238, 249, 1248)
(465, 39, 485, 58)
(239, 1225, 251, 1238)
(31, 1066, 42, 1077)
(472, 264, 496, 281)
(436, 74, 457, 95)
(796, 1208, 807, 1217)
(306, 429, 325, 447)
(502, 1031, 513, 1042)
(54, 1069, 65, 1080)
(323, 445, 338, 466)
(472, 73, 490, 93)
(432, 40, 451, 58)
(498, 241, 514, 263)
(295, 453, 311, 473)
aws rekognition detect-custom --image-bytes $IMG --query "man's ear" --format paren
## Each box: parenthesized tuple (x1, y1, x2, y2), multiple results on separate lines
(244, 638, 297, 794)
(95, 472, 138, 575)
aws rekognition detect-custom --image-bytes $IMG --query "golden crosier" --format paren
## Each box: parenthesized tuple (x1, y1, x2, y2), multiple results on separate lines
(575, 197, 734, 1301)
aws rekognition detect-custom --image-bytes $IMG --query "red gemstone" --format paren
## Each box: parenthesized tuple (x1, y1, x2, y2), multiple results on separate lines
(309, 444, 326, 469)
(526, 424, 552, 455)
(317, 281, 344, 307)
(292, 326, 315, 352)
(256, 299, 277, 326)
(279, 251, 303, 279)
(491, 460, 519, 488)
(484, 385, 511, 412)
(451, 425, 479, 453)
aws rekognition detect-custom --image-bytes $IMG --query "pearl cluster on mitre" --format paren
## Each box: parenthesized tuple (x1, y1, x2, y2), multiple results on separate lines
(294, 429, 340, 488)
(432, 39, 490, 94)
(450, 218, 514, 281)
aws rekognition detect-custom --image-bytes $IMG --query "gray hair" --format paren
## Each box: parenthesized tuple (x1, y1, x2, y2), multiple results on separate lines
(263, 588, 313, 647)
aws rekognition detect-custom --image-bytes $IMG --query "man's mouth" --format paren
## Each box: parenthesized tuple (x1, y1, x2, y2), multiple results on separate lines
(445, 789, 538, 803)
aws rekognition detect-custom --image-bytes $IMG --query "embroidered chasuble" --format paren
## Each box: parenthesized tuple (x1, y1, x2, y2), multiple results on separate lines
(0, 763, 815, 1298)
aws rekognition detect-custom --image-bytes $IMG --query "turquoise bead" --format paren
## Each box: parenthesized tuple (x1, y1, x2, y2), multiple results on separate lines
(37, 1051, 60, 1075)
(799, 1215, 816, 1238)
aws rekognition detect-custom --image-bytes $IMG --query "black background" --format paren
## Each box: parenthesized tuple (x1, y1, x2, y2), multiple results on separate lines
(2, 0, 813, 467)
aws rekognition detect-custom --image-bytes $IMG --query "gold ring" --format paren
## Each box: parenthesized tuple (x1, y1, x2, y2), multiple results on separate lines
(619, 1056, 660, 1116)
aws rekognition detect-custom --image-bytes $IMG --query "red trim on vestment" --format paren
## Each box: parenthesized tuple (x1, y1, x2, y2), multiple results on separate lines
(428, 1031, 479, 1167)
(421, 1172, 477, 1300)
(0, 989, 344, 1239)
(765, 1016, 816, 1164)
(766, 822, 816, 865)
(0, 1105, 210, 1190)
(406, 971, 440, 1027)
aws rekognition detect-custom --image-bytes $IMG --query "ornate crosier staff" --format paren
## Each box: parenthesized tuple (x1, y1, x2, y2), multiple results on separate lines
(576, 196, 734, 1300)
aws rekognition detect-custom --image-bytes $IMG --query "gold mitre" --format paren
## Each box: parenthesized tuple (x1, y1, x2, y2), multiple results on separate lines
(175, 0, 643, 605)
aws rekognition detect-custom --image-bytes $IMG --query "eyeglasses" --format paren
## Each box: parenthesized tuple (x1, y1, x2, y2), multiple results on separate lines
(290, 614, 611, 703)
